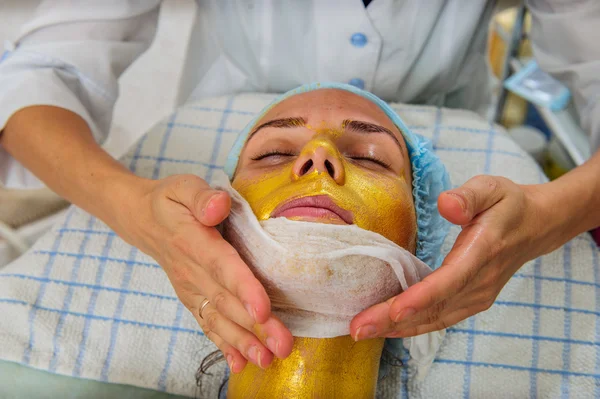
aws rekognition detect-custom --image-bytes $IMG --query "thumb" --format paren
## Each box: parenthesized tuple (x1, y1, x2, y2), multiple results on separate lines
(197, 190, 231, 226)
(167, 175, 231, 226)
(438, 175, 507, 226)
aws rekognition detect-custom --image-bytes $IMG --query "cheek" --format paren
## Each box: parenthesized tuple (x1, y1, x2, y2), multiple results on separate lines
(346, 167, 416, 250)
(232, 169, 292, 220)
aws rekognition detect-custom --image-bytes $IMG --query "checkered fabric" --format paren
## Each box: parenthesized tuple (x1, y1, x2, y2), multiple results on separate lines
(0, 93, 597, 398)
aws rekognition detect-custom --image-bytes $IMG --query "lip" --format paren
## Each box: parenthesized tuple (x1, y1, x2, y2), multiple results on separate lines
(271, 195, 354, 224)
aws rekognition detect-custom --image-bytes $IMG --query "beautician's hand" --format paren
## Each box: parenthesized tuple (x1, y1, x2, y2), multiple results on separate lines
(121, 174, 293, 371)
(350, 174, 577, 340)
(2, 107, 294, 372)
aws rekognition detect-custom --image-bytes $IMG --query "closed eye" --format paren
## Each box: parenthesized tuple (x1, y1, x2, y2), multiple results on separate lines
(251, 150, 297, 161)
(349, 155, 391, 169)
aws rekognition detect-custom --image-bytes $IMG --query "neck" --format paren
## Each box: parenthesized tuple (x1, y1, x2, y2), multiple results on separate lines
(227, 336, 384, 398)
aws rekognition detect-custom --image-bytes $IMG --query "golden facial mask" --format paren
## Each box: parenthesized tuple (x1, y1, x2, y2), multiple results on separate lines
(232, 132, 416, 251)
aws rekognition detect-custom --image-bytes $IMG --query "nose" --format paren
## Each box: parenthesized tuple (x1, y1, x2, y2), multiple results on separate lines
(292, 140, 345, 184)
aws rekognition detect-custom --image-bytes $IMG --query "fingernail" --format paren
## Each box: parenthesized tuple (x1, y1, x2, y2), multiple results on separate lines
(201, 192, 221, 216)
(244, 302, 257, 322)
(247, 346, 264, 369)
(247, 346, 259, 364)
(266, 337, 278, 355)
(227, 354, 234, 370)
(354, 324, 377, 341)
(447, 192, 466, 212)
(257, 349, 263, 369)
(394, 307, 416, 323)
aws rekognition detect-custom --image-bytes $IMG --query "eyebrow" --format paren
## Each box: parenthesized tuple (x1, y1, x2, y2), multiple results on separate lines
(342, 119, 405, 152)
(248, 117, 306, 140)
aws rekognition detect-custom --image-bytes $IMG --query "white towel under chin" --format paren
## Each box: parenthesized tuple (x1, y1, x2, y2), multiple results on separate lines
(214, 172, 445, 379)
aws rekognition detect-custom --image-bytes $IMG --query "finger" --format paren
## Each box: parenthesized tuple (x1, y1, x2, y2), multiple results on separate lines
(203, 331, 248, 374)
(253, 315, 295, 359)
(385, 270, 462, 327)
(438, 175, 508, 225)
(197, 302, 274, 369)
(194, 274, 255, 329)
(349, 290, 456, 340)
(387, 277, 451, 326)
(389, 288, 480, 330)
(194, 231, 273, 324)
(353, 289, 474, 340)
(166, 174, 231, 226)
(199, 191, 231, 227)
(168, 254, 265, 329)
(386, 306, 478, 338)
(351, 289, 475, 340)
(350, 297, 396, 340)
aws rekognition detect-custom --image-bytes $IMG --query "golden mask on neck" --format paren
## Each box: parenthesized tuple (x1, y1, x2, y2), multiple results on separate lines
(231, 88, 417, 251)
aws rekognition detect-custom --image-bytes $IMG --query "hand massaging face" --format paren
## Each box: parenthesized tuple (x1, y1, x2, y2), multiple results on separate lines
(231, 88, 417, 249)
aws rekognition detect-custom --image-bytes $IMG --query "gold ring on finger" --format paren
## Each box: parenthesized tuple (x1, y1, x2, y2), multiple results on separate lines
(199, 298, 211, 320)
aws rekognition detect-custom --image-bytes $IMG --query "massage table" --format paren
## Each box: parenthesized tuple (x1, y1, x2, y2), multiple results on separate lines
(0, 93, 598, 398)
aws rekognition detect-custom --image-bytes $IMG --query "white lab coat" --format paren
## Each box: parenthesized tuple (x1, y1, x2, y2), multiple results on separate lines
(0, 0, 599, 188)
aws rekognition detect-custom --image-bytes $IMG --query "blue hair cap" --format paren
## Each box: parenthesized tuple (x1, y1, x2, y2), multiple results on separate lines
(225, 82, 451, 268)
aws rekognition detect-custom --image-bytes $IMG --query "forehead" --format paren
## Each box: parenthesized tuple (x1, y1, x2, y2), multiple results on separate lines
(233, 88, 414, 184)
(258, 89, 401, 134)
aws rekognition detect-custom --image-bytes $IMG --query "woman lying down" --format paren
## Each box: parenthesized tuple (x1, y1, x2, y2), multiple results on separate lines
(206, 82, 451, 398)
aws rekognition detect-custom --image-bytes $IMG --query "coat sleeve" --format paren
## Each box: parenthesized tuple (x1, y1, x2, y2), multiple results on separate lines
(527, 0, 600, 150)
(0, 0, 161, 145)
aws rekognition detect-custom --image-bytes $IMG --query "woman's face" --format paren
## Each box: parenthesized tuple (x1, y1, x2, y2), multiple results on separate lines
(232, 89, 416, 251)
